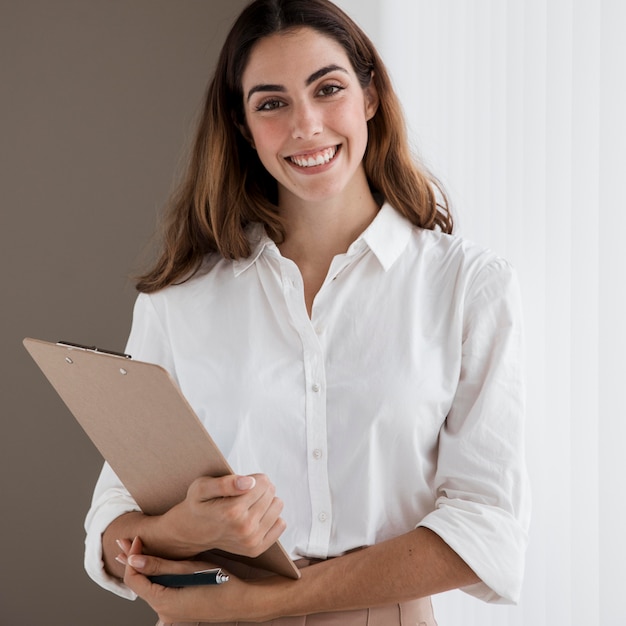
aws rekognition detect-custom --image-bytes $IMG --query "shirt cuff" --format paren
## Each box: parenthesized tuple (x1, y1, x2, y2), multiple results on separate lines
(417, 499, 529, 604)
(84, 487, 142, 600)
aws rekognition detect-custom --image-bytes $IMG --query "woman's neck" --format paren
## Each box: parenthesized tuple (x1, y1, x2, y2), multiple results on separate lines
(277, 190, 380, 265)
(276, 189, 380, 316)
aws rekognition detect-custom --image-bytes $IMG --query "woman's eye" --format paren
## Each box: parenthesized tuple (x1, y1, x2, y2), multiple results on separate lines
(256, 99, 284, 111)
(318, 84, 343, 97)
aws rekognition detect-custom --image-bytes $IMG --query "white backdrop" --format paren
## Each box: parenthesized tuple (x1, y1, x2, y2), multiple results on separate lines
(336, 1, 626, 625)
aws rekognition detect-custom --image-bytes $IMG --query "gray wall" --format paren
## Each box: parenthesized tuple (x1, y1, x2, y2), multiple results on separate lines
(0, 1, 247, 623)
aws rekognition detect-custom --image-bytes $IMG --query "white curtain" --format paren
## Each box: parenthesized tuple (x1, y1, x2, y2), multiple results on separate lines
(336, 1, 626, 624)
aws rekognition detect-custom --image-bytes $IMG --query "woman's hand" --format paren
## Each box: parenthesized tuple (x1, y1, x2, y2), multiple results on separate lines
(103, 473, 286, 581)
(146, 473, 287, 559)
(120, 537, 271, 624)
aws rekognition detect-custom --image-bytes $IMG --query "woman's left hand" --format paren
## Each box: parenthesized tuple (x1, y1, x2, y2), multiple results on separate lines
(119, 537, 265, 623)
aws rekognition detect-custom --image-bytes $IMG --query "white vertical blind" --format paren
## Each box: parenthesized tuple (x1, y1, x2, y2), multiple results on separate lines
(335, 1, 626, 624)
(598, 4, 626, 625)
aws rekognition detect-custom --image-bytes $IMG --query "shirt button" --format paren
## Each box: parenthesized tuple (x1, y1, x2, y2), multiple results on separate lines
(312, 448, 323, 460)
(311, 383, 321, 392)
(318, 512, 328, 522)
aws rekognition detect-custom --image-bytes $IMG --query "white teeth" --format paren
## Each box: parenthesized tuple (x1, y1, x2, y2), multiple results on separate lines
(290, 146, 337, 168)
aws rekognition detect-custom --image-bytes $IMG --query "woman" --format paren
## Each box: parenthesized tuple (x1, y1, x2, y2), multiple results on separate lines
(84, 0, 530, 623)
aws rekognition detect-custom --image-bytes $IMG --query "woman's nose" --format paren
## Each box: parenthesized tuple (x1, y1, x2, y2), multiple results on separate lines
(291, 102, 323, 139)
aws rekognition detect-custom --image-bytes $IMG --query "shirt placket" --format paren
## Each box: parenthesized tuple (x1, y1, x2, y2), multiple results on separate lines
(280, 260, 332, 557)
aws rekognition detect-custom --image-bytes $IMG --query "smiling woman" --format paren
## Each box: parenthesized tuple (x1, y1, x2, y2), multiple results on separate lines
(240, 28, 379, 247)
(82, 1, 530, 624)
(131, 0, 451, 293)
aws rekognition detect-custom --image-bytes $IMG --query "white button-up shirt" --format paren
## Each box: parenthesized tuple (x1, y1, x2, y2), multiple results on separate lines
(84, 203, 530, 603)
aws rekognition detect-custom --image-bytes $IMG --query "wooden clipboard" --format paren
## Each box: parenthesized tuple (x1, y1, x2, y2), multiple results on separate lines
(23, 337, 300, 580)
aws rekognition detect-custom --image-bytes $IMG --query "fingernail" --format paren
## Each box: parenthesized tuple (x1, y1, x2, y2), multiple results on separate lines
(128, 555, 147, 569)
(115, 555, 127, 566)
(116, 539, 125, 551)
(236, 475, 256, 490)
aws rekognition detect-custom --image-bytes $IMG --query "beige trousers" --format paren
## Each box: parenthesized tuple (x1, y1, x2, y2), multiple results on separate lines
(157, 555, 437, 626)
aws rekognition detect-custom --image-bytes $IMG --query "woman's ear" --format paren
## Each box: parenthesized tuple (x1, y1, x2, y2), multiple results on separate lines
(231, 110, 256, 149)
(237, 121, 256, 150)
(364, 73, 379, 121)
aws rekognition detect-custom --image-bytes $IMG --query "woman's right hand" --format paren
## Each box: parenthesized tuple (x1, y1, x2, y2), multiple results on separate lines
(147, 473, 286, 559)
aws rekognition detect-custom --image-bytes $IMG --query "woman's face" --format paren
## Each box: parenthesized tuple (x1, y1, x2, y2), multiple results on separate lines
(240, 27, 378, 209)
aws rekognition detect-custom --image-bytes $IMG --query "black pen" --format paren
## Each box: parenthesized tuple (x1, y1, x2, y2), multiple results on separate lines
(148, 568, 230, 587)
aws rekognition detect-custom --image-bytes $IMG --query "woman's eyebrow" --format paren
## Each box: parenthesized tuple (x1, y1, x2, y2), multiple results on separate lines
(246, 83, 285, 102)
(246, 64, 349, 102)
(305, 64, 349, 86)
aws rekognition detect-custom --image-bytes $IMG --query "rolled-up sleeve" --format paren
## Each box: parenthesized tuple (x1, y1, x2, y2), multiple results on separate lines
(84, 463, 140, 599)
(418, 258, 531, 603)
(83, 292, 174, 599)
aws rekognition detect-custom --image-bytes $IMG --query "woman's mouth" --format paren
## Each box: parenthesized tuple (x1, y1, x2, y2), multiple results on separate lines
(288, 145, 340, 168)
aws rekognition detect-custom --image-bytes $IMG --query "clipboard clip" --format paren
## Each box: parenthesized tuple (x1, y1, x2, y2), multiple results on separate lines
(57, 340, 132, 359)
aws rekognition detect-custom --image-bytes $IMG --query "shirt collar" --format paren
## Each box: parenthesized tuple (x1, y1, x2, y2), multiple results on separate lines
(356, 202, 413, 271)
(232, 223, 272, 277)
(233, 202, 413, 276)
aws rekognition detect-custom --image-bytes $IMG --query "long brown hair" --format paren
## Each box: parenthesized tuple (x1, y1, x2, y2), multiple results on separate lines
(136, 0, 452, 293)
